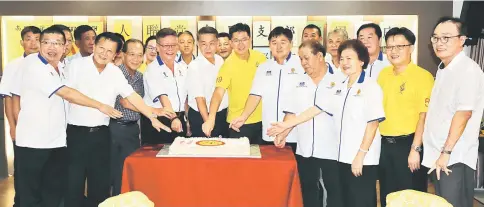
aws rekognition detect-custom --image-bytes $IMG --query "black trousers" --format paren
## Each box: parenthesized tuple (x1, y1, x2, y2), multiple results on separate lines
(339, 162, 378, 207)
(13, 141, 20, 207)
(229, 121, 263, 144)
(17, 146, 67, 207)
(431, 163, 475, 207)
(140, 112, 187, 145)
(296, 155, 343, 207)
(109, 120, 141, 196)
(188, 107, 228, 137)
(379, 134, 428, 207)
(65, 125, 111, 207)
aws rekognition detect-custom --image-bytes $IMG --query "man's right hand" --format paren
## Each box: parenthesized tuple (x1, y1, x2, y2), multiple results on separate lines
(98, 104, 123, 119)
(229, 115, 248, 132)
(202, 119, 215, 137)
(9, 126, 16, 141)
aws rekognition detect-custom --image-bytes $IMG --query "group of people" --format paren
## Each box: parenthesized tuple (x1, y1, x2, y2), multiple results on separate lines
(0, 15, 482, 207)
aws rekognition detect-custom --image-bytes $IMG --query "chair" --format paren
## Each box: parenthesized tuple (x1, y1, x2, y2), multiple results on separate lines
(386, 189, 452, 207)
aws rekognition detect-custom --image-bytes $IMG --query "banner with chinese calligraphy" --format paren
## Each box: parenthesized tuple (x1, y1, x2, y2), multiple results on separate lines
(253, 21, 270, 46)
(2, 19, 52, 63)
(327, 16, 363, 39)
(161, 16, 197, 36)
(216, 16, 252, 34)
(142, 16, 161, 43)
(107, 16, 142, 41)
(271, 16, 307, 47)
(51, 21, 104, 56)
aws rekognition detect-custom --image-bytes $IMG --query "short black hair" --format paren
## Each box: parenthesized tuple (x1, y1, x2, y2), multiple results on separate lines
(144, 35, 157, 52)
(299, 40, 326, 57)
(268, 26, 293, 42)
(385, 27, 416, 45)
(178, 31, 195, 42)
(303, 24, 322, 37)
(197, 26, 218, 41)
(229, 23, 251, 39)
(357, 23, 383, 39)
(52, 24, 71, 33)
(433, 16, 468, 36)
(74, 25, 95, 40)
(122, 39, 144, 54)
(40, 25, 66, 44)
(20, 26, 41, 40)
(338, 39, 370, 69)
(217, 32, 230, 40)
(95, 32, 123, 53)
(156, 28, 177, 40)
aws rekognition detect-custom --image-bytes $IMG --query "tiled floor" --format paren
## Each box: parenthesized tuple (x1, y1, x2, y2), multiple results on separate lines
(0, 176, 483, 206)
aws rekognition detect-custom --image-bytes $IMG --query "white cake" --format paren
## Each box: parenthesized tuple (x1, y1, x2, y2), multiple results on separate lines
(168, 137, 251, 156)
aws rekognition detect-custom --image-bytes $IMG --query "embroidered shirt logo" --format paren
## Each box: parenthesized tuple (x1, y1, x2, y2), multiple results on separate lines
(179, 70, 183, 77)
(255, 62, 260, 67)
(425, 98, 430, 107)
(354, 89, 362, 96)
(297, 82, 307, 87)
(266, 71, 272, 76)
(216, 76, 223, 83)
(400, 82, 406, 94)
(335, 89, 342, 95)
(288, 68, 297, 74)
(327, 82, 336, 89)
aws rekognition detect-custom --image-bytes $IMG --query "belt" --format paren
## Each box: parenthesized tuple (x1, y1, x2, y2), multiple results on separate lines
(68, 124, 107, 133)
(381, 133, 414, 144)
(112, 120, 138, 126)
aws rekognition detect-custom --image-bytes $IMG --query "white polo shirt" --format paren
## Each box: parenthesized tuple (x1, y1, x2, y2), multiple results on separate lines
(177, 54, 195, 71)
(422, 51, 484, 170)
(250, 54, 305, 142)
(186, 54, 228, 112)
(143, 56, 187, 112)
(15, 54, 68, 148)
(284, 66, 346, 159)
(66, 55, 135, 127)
(365, 51, 390, 80)
(318, 70, 385, 165)
(0, 54, 26, 97)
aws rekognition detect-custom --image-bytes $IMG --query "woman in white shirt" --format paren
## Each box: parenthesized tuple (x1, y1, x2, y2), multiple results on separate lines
(268, 39, 385, 207)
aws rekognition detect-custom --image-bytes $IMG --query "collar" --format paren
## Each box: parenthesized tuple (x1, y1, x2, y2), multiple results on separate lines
(392, 62, 415, 76)
(378, 51, 383, 61)
(157, 56, 164, 66)
(273, 53, 292, 65)
(23, 53, 27, 58)
(198, 54, 222, 66)
(438, 51, 465, 71)
(177, 54, 195, 64)
(38, 53, 48, 65)
(342, 70, 366, 84)
(326, 62, 334, 74)
(119, 64, 142, 81)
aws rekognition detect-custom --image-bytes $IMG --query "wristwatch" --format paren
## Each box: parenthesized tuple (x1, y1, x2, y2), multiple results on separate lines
(441, 148, 452, 155)
(412, 145, 422, 152)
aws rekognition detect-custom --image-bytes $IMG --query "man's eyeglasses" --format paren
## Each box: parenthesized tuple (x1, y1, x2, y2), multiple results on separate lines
(157, 42, 177, 50)
(383, 44, 412, 52)
(232, 38, 249, 44)
(430, 35, 461, 44)
(41, 41, 65, 48)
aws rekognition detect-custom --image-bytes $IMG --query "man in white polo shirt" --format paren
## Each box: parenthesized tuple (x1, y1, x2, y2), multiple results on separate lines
(142, 28, 188, 145)
(423, 17, 484, 207)
(357, 23, 391, 80)
(0, 25, 40, 207)
(186, 26, 228, 137)
(229, 26, 303, 151)
(12, 26, 124, 207)
(65, 32, 173, 207)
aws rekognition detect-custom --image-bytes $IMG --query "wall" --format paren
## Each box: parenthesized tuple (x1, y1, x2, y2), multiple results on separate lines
(0, 0, 452, 176)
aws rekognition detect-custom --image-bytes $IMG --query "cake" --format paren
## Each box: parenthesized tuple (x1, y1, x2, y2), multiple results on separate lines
(168, 137, 251, 156)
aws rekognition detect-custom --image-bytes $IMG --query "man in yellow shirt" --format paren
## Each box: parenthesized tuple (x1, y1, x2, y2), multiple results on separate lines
(377, 27, 434, 207)
(202, 23, 267, 144)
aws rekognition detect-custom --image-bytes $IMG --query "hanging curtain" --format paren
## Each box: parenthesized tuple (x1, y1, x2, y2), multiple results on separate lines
(470, 38, 484, 70)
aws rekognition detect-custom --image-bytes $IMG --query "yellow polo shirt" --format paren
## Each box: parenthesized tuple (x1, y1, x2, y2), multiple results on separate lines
(138, 62, 148, 74)
(377, 63, 434, 136)
(216, 50, 267, 124)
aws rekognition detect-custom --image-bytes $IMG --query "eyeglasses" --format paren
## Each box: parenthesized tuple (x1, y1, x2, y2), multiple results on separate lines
(41, 41, 65, 48)
(383, 44, 412, 52)
(430, 35, 461, 44)
(232, 38, 249, 44)
(157, 42, 177, 50)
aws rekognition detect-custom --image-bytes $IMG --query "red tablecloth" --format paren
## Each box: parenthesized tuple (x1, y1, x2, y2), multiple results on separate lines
(121, 145, 303, 207)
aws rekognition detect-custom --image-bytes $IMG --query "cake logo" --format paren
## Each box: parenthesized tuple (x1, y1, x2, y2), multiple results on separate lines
(196, 140, 226, 146)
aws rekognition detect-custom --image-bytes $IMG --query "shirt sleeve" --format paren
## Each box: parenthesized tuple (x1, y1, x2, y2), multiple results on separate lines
(0, 63, 16, 97)
(455, 67, 484, 111)
(364, 82, 386, 123)
(114, 69, 135, 98)
(417, 72, 435, 113)
(144, 65, 166, 103)
(10, 61, 28, 96)
(215, 63, 231, 89)
(249, 65, 265, 97)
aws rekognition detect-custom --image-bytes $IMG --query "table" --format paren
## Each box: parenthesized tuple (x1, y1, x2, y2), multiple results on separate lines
(121, 145, 303, 207)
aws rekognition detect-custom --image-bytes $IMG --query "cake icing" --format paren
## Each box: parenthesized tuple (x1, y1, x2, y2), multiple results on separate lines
(169, 137, 251, 156)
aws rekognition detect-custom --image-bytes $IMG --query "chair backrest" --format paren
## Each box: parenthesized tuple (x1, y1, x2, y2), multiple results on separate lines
(386, 189, 452, 207)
